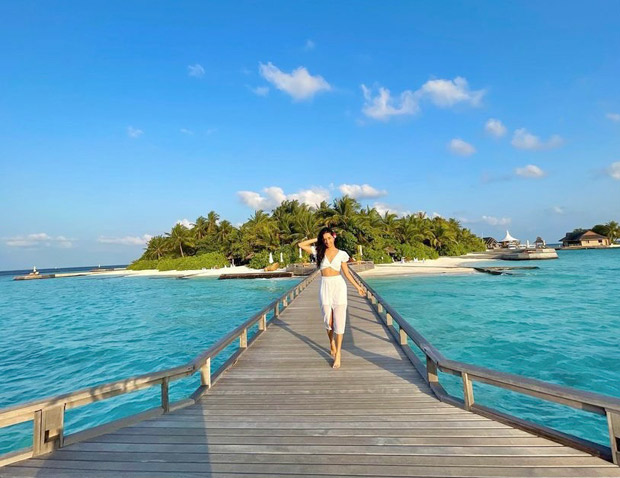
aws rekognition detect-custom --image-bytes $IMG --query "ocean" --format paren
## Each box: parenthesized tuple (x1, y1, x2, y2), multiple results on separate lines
(365, 248, 620, 446)
(0, 271, 300, 454)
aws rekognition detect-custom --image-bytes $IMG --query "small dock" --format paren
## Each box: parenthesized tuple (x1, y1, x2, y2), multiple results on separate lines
(2, 267, 620, 476)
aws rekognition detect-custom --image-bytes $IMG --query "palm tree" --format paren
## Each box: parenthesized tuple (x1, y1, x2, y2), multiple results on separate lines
(166, 224, 194, 257)
(606, 221, 619, 244)
(144, 235, 168, 260)
(193, 216, 209, 240)
(205, 211, 220, 235)
(327, 196, 361, 230)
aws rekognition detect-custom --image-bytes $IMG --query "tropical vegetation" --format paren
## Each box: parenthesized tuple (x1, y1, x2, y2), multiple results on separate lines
(128, 196, 486, 270)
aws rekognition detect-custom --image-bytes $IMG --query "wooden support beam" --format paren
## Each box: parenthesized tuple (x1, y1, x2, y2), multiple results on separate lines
(161, 377, 170, 413)
(399, 327, 407, 346)
(200, 357, 211, 389)
(258, 313, 267, 331)
(385, 312, 393, 326)
(240, 328, 248, 349)
(33, 405, 64, 457)
(462, 372, 474, 411)
(607, 409, 620, 465)
(426, 355, 439, 385)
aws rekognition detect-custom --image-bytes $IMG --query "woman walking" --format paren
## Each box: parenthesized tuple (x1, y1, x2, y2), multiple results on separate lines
(299, 228, 365, 368)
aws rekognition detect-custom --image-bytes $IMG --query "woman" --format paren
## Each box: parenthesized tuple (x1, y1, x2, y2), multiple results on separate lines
(299, 228, 365, 369)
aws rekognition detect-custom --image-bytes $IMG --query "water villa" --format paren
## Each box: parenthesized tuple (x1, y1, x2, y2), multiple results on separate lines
(560, 230, 612, 248)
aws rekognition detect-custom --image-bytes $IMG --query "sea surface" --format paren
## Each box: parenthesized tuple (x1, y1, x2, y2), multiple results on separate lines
(365, 248, 620, 446)
(0, 270, 300, 454)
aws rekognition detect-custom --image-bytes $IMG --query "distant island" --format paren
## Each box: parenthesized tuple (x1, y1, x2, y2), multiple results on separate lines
(128, 196, 486, 271)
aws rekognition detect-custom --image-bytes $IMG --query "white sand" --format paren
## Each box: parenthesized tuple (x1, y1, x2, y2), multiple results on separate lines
(91, 265, 269, 279)
(358, 253, 498, 277)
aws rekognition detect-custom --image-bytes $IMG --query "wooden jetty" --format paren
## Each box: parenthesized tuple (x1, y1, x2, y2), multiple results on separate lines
(218, 271, 293, 280)
(1, 265, 620, 476)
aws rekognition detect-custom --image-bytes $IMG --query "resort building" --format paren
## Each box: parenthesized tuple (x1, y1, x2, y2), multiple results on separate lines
(499, 230, 519, 248)
(559, 230, 611, 248)
(483, 237, 499, 249)
(534, 236, 546, 248)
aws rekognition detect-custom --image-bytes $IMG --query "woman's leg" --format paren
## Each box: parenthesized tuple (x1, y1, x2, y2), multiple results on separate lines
(327, 310, 336, 356)
(331, 305, 347, 369)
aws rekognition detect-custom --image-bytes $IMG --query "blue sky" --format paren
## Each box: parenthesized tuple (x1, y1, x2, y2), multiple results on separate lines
(1, 1, 619, 269)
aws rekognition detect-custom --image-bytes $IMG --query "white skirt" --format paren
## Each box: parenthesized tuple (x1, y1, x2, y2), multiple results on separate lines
(319, 275, 348, 334)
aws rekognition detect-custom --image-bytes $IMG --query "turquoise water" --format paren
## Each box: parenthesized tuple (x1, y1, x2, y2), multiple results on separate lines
(366, 248, 620, 446)
(0, 273, 299, 454)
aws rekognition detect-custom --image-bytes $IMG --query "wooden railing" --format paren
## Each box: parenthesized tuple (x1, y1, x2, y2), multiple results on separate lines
(0, 271, 318, 467)
(351, 269, 620, 465)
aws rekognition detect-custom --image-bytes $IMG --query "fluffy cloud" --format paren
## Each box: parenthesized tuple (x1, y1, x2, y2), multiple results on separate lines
(607, 161, 620, 180)
(372, 202, 412, 217)
(606, 113, 620, 122)
(481, 216, 511, 226)
(127, 126, 143, 138)
(5, 233, 73, 248)
(176, 219, 193, 228)
(238, 186, 330, 210)
(360, 76, 484, 121)
(250, 86, 269, 96)
(515, 164, 546, 178)
(98, 234, 152, 246)
(338, 183, 387, 199)
(304, 39, 315, 51)
(259, 62, 331, 100)
(448, 138, 476, 156)
(511, 128, 563, 150)
(360, 85, 418, 120)
(187, 64, 205, 78)
(418, 77, 485, 108)
(552, 206, 565, 214)
(485, 118, 507, 137)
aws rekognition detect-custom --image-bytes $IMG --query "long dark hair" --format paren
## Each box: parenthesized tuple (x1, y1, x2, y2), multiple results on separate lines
(315, 227, 335, 267)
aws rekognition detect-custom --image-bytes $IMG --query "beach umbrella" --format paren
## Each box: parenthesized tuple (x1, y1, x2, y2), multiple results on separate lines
(268, 252, 273, 264)
(280, 252, 284, 263)
(299, 247, 302, 258)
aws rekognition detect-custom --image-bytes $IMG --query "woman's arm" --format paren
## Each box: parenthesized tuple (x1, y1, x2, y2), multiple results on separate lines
(341, 261, 365, 296)
(298, 237, 317, 254)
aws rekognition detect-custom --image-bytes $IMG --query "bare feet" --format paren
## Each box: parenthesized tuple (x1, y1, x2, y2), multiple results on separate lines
(330, 341, 337, 357)
(332, 352, 341, 369)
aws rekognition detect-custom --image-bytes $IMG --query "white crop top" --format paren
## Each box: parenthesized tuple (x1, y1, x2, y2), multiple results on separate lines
(320, 249, 350, 272)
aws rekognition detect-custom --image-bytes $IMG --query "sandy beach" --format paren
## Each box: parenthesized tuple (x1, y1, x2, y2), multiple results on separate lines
(79, 265, 264, 279)
(357, 253, 499, 277)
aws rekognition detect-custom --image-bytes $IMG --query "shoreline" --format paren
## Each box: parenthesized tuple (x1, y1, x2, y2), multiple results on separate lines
(357, 253, 500, 278)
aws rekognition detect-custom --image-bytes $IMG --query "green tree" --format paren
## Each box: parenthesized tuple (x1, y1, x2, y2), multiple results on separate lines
(144, 235, 168, 260)
(166, 224, 194, 257)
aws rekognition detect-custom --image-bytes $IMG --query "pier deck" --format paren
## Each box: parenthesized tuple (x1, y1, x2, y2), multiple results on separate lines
(3, 278, 620, 477)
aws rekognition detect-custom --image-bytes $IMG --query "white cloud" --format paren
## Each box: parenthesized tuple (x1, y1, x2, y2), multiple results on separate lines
(485, 118, 507, 137)
(418, 77, 485, 108)
(98, 234, 152, 246)
(360, 85, 418, 121)
(176, 219, 193, 229)
(259, 62, 331, 100)
(238, 186, 329, 210)
(607, 161, 620, 180)
(180, 128, 194, 135)
(5, 233, 74, 248)
(372, 202, 411, 217)
(250, 86, 269, 96)
(552, 206, 565, 214)
(187, 64, 205, 78)
(448, 138, 476, 156)
(481, 216, 511, 226)
(515, 164, 545, 178)
(127, 126, 143, 138)
(304, 39, 315, 51)
(511, 128, 563, 150)
(606, 113, 620, 122)
(338, 183, 387, 199)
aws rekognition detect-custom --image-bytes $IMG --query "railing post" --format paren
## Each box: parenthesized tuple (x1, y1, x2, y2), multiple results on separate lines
(462, 372, 474, 411)
(259, 313, 267, 331)
(377, 303, 383, 314)
(274, 303, 280, 318)
(426, 356, 439, 384)
(399, 327, 407, 346)
(200, 357, 211, 389)
(33, 405, 65, 456)
(240, 328, 248, 348)
(607, 409, 620, 465)
(161, 377, 170, 413)
(385, 313, 393, 326)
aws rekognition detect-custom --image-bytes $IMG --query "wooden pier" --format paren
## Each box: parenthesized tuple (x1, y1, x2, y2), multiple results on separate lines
(1, 265, 620, 476)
